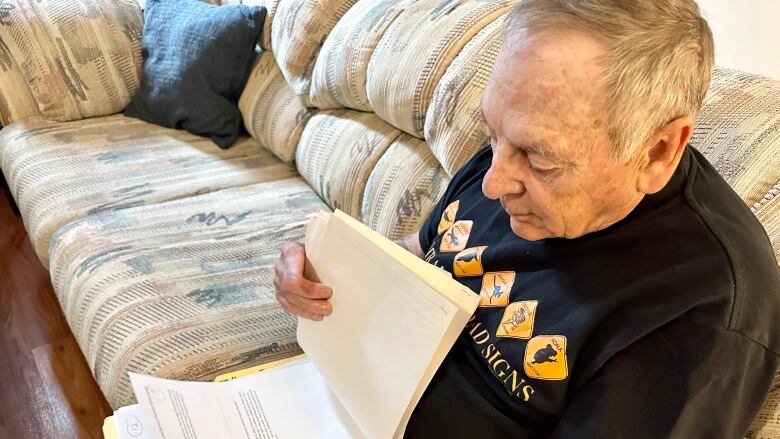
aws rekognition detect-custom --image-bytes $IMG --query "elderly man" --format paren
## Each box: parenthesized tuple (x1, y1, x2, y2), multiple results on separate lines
(275, 0, 780, 437)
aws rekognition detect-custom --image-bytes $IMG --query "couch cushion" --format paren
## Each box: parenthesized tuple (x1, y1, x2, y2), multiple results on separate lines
(308, 0, 410, 111)
(0, 114, 297, 267)
(295, 110, 401, 219)
(425, 17, 504, 177)
(47, 178, 329, 408)
(0, 0, 143, 121)
(239, 50, 313, 164)
(0, 51, 40, 125)
(692, 69, 780, 208)
(271, 0, 359, 106)
(362, 134, 450, 241)
(366, 0, 516, 138)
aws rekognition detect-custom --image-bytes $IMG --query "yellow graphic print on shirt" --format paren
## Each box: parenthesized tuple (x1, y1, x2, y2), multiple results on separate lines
(524, 335, 568, 380)
(440, 220, 473, 252)
(497, 300, 538, 339)
(453, 246, 487, 277)
(437, 200, 460, 234)
(478, 271, 515, 307)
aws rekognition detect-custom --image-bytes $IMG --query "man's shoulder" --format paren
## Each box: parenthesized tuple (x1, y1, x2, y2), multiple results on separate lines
(684, 148, 780, 354)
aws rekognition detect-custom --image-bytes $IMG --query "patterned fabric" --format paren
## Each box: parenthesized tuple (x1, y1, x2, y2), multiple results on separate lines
(271, 0, 359, 106)
(308, 0, 410, 111)
(47, 178, 330, 408)
(425, 17, 504, 177)
(691, 68, 780, 264)
(0, 114, 297, 267)
(0, 51, 40, 125)
(748, 368, 780, 438)
(366, 0, 516, 138)
(692, 69, 780, 207)
(295, 110, 401, 219)
(239, 50, 313, 164)
(362, 134, 450, 241)
(0, 0, 143, 121)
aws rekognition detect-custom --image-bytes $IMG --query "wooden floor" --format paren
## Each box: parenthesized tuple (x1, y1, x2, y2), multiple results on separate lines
(0, 185, 112, 438)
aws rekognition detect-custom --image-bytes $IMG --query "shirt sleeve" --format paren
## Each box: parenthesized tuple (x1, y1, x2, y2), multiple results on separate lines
(550, 320, 778, 439)
(418, 145, 490, 252)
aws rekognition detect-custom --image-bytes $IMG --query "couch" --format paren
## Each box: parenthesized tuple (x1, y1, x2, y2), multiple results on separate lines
(0, 0, 778, 436)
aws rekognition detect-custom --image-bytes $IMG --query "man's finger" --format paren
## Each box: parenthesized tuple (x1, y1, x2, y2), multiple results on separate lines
(280, 275, 332, 299)
(280, 241, 306, 273)
(277, 293, 323, 321)
(285, 292, 332, 317)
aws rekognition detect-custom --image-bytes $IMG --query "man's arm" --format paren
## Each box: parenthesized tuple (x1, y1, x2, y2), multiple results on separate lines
(550, 320, 777, 439)
(395, 229, 425, 259)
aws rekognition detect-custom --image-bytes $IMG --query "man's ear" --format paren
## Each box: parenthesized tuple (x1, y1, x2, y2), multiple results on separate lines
(636, 116, 694, 194)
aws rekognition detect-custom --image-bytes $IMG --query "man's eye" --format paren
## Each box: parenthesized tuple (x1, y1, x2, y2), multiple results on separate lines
(530, 165, 558, 176)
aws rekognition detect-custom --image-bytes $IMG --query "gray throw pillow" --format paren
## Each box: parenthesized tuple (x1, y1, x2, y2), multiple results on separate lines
(124, 0, 265, 148)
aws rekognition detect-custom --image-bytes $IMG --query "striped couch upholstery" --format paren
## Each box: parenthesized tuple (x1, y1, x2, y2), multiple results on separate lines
(0, 0, 778, 436)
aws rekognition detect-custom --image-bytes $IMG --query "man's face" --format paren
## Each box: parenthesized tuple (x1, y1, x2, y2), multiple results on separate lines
(481, 30, 646, 240)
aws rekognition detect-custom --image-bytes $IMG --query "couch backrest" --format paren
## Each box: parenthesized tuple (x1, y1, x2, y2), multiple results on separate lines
(243, 0, 780, 263)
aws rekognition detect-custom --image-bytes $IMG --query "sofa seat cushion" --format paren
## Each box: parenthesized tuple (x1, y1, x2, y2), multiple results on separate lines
(0, 114, 297, 267)
(47, 177, 329, 409)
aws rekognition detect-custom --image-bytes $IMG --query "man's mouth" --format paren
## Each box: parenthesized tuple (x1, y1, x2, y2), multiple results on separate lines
(505, 208, 533, 218)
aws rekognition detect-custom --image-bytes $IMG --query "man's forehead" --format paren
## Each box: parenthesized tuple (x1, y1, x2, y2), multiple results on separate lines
(495, 29, 606, 104)
(480, 32, 610, 163)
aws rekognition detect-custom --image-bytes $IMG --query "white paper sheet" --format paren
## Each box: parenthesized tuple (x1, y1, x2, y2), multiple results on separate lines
(299, 211, 468, 439)
(129, 360, 364, 439)
(115, 404, 153, 439)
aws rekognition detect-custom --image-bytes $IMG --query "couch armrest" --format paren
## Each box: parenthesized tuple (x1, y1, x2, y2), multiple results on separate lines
(0, 0, 143, 123)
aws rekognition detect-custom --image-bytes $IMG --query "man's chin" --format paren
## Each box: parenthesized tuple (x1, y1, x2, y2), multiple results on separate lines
(509, 216, 552, 241)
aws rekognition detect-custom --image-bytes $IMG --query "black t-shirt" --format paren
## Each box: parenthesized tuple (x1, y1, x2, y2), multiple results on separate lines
(405, 145, 780, 439)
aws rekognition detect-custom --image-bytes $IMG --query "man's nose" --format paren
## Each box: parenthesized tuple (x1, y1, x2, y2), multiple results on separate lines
(482, 161, 524, 200)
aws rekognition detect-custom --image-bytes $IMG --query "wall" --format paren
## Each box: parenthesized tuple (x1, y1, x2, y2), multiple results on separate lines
(697, 0, 780, 79)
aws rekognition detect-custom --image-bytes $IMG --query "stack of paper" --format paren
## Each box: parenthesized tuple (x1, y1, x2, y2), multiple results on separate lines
(104, 210, 479, 438)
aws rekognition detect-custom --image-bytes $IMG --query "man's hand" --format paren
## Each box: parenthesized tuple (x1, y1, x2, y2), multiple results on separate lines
(396, 230, 424, 259)
(274, 230, 422, 321)
(273, 241, 333, 321)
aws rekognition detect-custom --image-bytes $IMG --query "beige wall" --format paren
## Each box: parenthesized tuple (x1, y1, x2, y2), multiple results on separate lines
(697, 0, 780, 79)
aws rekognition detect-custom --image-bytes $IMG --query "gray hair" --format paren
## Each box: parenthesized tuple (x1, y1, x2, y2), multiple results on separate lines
(505, 0, 715, 162)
